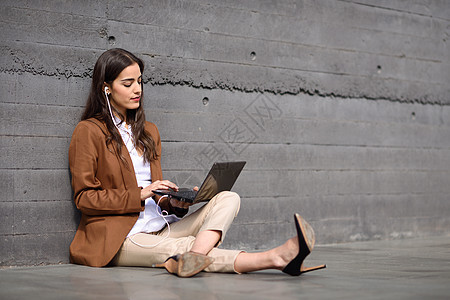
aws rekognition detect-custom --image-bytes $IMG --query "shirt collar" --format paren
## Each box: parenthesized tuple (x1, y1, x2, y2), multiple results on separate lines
(113, 115, 131, 133)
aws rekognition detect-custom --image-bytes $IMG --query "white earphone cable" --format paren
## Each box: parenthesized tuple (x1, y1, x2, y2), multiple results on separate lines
(106, 88, 169, 248)
(128, 195, 172, 248)
(104, 89, 120, 129)
(105, 88, 137, 151)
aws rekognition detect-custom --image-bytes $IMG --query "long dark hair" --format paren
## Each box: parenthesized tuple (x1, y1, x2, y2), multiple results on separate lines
(81, 48, 157, 163)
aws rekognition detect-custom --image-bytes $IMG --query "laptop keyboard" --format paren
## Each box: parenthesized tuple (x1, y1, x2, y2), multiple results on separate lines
(174, 188, 197, 199)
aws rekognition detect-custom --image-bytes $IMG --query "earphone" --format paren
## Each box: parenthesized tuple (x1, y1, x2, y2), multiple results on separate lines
(104, 86, 120, 129)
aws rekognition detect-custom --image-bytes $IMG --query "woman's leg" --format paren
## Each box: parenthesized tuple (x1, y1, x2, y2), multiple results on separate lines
(167, 188, 301, 274)
(160, 191, 303, 274)
(189, 230, 222, 255)
(233, 237, 299, 273)
(110, 233, 242, 273)
(111, 191, 242, 273)
(112, 192, 319, 274)
(163, 191, 241, 253)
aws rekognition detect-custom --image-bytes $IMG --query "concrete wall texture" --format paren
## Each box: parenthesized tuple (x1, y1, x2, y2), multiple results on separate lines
(0, 0, 449, 266)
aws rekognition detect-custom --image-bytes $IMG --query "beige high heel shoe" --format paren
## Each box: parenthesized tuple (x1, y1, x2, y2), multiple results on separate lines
(154, 252, 214, 278)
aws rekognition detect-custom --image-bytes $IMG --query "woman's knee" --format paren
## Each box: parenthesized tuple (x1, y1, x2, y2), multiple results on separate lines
(215, 191, 241, 214)
(216, 191, 240, 202)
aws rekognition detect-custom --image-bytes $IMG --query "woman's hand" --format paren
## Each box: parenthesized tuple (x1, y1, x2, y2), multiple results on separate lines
(140, 180, 178, 200)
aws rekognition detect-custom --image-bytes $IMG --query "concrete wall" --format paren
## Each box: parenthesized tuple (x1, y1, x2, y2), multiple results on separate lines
(1, 0, 449, 266)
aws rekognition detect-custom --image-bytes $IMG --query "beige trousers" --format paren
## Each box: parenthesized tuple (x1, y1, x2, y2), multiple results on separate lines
(111, 191, 242, 273)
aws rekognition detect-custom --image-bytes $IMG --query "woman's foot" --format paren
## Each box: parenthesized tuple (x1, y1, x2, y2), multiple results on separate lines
(272, 236, 301, 270)
(233, 214, 325, 275)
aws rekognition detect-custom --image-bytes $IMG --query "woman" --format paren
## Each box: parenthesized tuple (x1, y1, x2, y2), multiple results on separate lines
(69, 48, 325, 277)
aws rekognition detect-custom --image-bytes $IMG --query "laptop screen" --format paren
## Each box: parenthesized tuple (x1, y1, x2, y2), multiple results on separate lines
(195, 161, 246, 201)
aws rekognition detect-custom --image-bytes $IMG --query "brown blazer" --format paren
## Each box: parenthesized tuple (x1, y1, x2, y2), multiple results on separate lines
(69, 118, 169, 267)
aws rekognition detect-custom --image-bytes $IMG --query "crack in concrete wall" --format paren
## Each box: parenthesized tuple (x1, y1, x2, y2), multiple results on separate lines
(2, 44, 448, 105)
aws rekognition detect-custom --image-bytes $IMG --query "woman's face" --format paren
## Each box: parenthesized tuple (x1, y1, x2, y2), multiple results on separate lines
(107, 62, 142, 118)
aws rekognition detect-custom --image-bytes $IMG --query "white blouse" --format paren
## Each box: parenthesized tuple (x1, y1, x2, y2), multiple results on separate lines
(113, 120, 180, 237)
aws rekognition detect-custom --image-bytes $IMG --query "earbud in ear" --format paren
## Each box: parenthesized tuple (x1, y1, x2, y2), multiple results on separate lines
(104, 87, 109, 93)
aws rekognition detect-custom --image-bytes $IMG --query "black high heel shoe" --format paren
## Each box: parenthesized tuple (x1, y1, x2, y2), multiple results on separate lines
(154, 252, 214, 278)
(282, 214, 326, 276)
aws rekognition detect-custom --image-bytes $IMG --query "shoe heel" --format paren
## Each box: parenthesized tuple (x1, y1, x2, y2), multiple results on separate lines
(301, 264, 327, 274)
(153, 253, 179, 268)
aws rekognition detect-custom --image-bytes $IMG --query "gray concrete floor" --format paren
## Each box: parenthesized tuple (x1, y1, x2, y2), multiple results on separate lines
(1, 236, 449, 300)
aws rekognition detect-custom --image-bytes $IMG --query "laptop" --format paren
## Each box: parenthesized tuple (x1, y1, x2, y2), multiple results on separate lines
(153, 161, 246, 203)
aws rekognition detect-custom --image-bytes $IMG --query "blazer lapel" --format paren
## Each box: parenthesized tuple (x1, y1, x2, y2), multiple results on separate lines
(87, 118, 138, 189)
(118, 143, 138, 189)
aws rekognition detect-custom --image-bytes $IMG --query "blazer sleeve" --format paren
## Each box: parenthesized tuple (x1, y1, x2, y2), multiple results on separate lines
(69, 121, 143, 216)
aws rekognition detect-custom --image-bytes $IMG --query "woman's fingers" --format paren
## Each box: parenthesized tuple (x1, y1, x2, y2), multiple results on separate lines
(151, 180, 177, 191)
(141, 180, 179, 200)
(159, 180, 178, 191)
